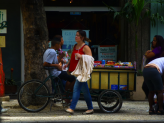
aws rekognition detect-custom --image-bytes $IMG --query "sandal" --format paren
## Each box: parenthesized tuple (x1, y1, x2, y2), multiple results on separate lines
(65, 108, 74, 115)
(82, 110, 94, 115)
(149, 109, 156, 115)
(157, 110, 164, 115)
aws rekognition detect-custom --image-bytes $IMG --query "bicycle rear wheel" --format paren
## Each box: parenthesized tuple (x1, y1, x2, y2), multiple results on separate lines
(17, 80, 50, 112)
(98, 90, 122, 113)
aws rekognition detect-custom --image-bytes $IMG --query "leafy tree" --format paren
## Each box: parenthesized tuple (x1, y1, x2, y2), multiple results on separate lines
(105, 0, 164, 69)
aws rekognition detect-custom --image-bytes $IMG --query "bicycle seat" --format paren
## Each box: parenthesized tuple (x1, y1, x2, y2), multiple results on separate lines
(44, 67, 56, 70)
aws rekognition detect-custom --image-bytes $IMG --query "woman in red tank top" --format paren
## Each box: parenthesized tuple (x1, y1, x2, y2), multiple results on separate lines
(68, 44, 86, 72)
(64, 30, 94, 114)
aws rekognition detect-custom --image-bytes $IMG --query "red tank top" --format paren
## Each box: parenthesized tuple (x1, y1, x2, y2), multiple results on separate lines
(69, 44, 86, 72)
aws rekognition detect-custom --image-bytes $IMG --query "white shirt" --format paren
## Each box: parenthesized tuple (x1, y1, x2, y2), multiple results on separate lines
(148, 57, 164, 75)
(71, 55, 94, 82)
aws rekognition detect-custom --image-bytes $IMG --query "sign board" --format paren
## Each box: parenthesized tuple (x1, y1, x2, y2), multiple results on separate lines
(0, 36, 6, 47)
(98, 45, 117, 61)
(62, 29, 89, 54)
(0, 10, 7, 34)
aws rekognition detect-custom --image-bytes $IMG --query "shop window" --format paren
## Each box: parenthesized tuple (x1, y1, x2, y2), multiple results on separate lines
(43, 0, 120, 7)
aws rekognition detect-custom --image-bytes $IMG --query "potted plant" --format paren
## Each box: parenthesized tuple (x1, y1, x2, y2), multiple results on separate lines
(5, 68, 17, 94)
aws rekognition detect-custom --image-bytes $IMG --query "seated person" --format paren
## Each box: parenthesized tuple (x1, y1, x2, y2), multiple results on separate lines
(53, 35, 75, 104)
(43, 38, 75, 92)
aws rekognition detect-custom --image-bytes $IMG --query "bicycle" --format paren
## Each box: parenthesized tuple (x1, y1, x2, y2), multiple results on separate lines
(17, 67, 123, 113)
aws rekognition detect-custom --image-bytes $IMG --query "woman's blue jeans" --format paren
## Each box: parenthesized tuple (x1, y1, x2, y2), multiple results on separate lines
(70, 79, 93, 110)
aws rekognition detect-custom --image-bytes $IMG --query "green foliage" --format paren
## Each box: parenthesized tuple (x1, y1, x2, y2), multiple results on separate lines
(150, 0, 164, 26)
(157, 0, 164, 6)
(5, 78, 18, 85)
(133, 0, 145, 25)
(104, 0, 164, 67)
(150, 13, 164, 26)
(104, 0, 164, 27)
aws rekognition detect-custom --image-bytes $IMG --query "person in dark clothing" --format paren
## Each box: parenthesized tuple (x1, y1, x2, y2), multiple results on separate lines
(142, 35, 164, 98)
(143, 57, 164, 115)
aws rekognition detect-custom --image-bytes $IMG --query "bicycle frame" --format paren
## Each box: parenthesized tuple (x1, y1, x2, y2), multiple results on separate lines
(33, 72, 68, 98)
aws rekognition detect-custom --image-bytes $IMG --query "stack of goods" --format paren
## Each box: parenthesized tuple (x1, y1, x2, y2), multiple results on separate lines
(94, 61, 105, 67)
(105, 61, 115, 68)
(112, 62, 134, 68)
(94, 61, 134, 68)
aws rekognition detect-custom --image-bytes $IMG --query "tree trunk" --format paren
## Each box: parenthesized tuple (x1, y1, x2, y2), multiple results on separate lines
(127, 22, 136, 65)
(21, 0, 51, 91)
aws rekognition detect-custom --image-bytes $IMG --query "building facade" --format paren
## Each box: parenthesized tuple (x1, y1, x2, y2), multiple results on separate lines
(1, 0, 162, 89)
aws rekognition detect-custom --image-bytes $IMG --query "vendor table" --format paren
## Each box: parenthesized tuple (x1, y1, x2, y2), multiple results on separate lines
(87, 67, 137, 91)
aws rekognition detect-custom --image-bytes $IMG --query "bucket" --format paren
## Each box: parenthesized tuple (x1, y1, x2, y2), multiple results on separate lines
(119, 85, 127, 90)
(111, 84, 118, 90)
(101, 60, 106, 65)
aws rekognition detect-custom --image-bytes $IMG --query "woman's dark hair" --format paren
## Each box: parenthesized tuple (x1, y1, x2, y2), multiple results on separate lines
(77, 30, 91, 42)
(154, 35, 164, 48)
(153, 35, 164, 57)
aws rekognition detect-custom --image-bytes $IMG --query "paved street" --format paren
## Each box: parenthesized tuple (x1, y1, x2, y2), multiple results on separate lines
(0, 99, 164, 123)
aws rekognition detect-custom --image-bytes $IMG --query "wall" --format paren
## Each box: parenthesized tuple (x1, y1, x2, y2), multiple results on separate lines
(150, 3, 164, 47)
(0, 0, 21, 81)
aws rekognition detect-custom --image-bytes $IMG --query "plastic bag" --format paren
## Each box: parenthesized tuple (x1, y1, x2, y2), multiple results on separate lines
(141, 55, 147, 71)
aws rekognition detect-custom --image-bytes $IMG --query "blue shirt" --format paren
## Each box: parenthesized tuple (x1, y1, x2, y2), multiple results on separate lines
(43, 49, 61, 76)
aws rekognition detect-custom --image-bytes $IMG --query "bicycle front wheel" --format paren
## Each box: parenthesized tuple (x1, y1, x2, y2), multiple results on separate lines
(17, 80, 50, 112)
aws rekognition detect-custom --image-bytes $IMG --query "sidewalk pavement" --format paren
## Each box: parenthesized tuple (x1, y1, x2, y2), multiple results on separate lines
(0, 99, 164, 123)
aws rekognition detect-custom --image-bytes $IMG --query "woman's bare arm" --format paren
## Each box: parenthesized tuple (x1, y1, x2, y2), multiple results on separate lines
(145, 51, 155, 59)
(83, 45, 92, 56)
